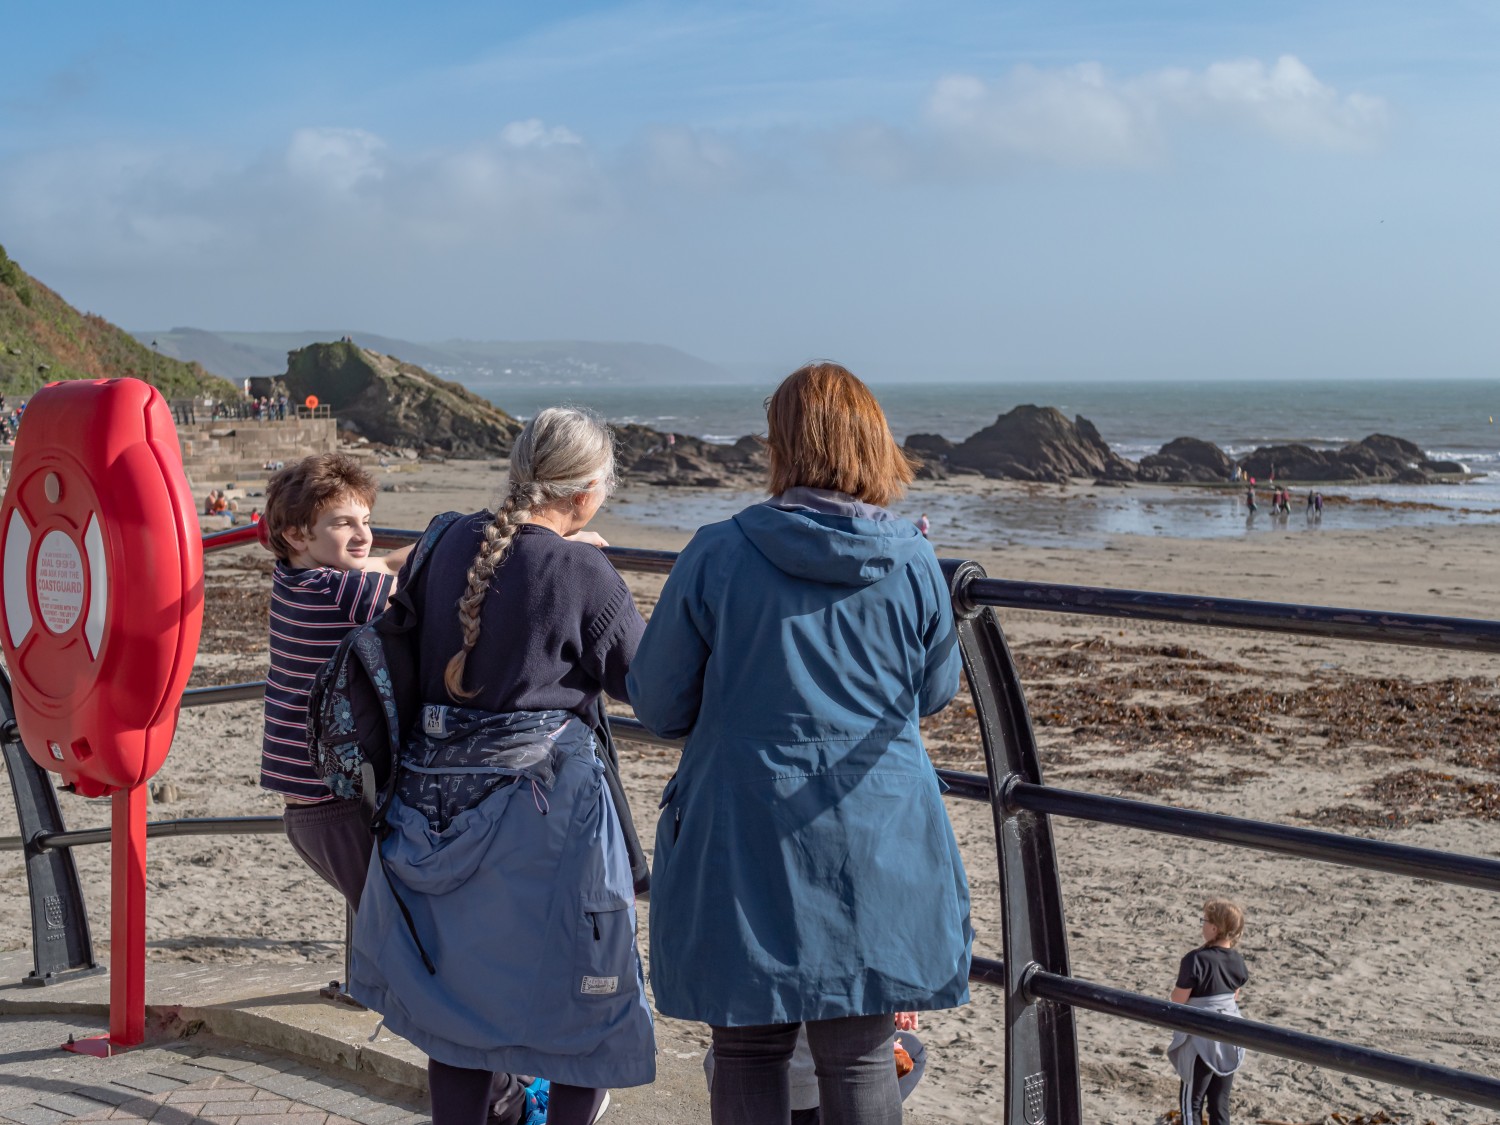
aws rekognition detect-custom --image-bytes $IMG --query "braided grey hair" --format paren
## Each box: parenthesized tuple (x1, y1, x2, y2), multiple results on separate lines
(443, 407, 616, 700)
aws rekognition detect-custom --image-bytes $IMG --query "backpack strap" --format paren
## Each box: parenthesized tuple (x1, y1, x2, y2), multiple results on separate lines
(369, 510, 465, 822)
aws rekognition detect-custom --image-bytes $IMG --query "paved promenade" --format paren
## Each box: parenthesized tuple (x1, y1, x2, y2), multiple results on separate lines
(0, 951, 712, 1124)
(0, 1015, 427, 1125)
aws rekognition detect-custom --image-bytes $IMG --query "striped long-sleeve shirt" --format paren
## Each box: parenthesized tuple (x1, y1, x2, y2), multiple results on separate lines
(260, 563, 396, 802)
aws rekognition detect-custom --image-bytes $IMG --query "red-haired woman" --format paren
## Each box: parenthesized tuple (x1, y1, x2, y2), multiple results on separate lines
(628, 363, 972, 1125)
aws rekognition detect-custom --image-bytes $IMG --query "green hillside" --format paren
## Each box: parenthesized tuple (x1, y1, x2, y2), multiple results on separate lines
(0, 244, 239, 400)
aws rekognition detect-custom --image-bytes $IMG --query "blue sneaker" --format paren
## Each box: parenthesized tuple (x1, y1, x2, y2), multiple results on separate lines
(520, 1077, 550, 1125)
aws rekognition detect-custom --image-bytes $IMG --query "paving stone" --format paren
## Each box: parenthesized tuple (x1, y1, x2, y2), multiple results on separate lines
(111, 1098, 166, 1119)
(279, 1115, 331, 1125)
(224, 1098, 293, 1116)
(147, 1107, 205, 1125)
(317, 1096, 385, 1119)
(71, 1087, 140, 1108)
(296, 1089, 358, 1112)
(186, 1085, 259, 1104)
(32, 1092, 120, 1118)
(232, 1065, 282, 1084)
(188, 1055, 259, 1074)
(0, 1105, 72, 1125)
(248, 1075, 321, 1099)
(346, 1105, 420, 1125)
(110, 1074, 187, 1096)
(149, 1062, 225, 1084)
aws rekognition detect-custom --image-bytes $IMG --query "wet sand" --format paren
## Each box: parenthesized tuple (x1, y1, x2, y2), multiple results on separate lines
(3, 458, 1498, 1124)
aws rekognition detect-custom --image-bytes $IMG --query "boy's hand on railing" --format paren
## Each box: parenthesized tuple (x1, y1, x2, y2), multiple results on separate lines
(566, 530, 610, 548)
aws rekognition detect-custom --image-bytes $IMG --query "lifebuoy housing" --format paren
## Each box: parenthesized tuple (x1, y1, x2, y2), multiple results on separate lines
(0, 379, 203, 797)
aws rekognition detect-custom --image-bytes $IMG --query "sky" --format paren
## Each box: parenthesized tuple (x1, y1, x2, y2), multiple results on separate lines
(3, 1, 1499, 381)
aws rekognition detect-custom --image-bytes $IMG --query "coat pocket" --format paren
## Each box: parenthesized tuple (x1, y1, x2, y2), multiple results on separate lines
(574, 893, 635, 1002)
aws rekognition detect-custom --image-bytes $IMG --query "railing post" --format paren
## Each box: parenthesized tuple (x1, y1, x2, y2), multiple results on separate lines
(0, 672, 100, 985)
(943, 560, 1080, 1125)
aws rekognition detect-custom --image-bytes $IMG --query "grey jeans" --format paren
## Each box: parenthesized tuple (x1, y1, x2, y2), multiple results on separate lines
(710, 1015, 901, 1125)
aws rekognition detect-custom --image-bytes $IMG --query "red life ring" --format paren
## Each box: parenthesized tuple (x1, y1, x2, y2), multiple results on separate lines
(0, 379, 204, 797)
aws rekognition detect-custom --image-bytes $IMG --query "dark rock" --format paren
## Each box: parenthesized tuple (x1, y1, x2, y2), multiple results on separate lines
(1137, 437, 1235, 483)
(1421, 459, 1467, 475)
(1092, 478, 1129, 488)
(613, 423, 768, 488)
(1237, 433, 1430, 483)
(948, 405, 1137, 484)
(281, 342, 522, 456)
(1360, 433, 1424, 461)
(902, 433, 954, 480)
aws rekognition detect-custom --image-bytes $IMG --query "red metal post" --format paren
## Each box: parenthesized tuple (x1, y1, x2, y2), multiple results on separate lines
(110, 783, 148, 1045)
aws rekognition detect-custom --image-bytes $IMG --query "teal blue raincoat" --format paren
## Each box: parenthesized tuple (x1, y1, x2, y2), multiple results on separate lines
(627, 499, 972, 1027)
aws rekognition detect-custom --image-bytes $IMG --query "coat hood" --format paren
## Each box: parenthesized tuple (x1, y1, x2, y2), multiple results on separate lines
(732, 501, 927, 587)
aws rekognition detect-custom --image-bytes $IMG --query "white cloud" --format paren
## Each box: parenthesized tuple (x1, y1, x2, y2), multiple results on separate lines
(284, 127, 387, 195)
(498, 119, 583, 148)
(924, 55, 1386, 166)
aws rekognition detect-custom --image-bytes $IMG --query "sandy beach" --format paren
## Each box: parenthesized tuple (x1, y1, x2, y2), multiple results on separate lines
(4, 458, 1498, 1124)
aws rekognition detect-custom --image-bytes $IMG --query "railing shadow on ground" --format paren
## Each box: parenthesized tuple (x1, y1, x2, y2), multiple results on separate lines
(3, 521, 1499, 1122)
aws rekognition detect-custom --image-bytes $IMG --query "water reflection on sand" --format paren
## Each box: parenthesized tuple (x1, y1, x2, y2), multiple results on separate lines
(612, 480, 1500, 550)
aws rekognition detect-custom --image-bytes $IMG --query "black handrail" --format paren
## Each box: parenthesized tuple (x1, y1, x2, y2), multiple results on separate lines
(968, 576, 1500, 653)
(1026, 969, 1500, 1111)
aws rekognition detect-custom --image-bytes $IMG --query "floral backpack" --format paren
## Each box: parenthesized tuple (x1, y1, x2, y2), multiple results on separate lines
(305, 511, 463, 811)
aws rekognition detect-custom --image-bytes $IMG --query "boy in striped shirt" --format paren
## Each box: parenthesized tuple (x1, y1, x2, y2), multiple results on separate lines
(260, 453, 413, 908)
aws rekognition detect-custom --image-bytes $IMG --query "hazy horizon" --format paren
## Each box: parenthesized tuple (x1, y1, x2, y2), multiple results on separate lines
(6, 2, 1500, 382)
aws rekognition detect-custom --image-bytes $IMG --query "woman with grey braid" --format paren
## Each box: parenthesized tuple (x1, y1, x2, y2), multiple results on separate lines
(351, 408, 654, 1125)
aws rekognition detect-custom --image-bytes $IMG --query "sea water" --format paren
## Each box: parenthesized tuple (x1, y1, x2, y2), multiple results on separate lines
(473, 378, 1500, 545)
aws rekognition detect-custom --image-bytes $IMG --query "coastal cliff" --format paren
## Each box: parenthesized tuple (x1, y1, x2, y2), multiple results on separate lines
(281, 342, 523, 456)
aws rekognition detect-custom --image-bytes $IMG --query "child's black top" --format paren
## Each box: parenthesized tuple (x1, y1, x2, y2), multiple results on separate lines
(414, 514, 644, 713)
(1176, 945, 1249, 997)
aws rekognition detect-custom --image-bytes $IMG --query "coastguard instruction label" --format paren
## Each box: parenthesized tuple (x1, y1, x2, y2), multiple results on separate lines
(34, 531, 85, 634)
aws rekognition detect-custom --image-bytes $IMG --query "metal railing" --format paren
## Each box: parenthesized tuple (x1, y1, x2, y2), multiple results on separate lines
(3, 523, 1498, 1119)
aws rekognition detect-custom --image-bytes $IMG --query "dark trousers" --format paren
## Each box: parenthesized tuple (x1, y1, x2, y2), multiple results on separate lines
(1180, 1057, 1234, 1125)
(283, 800, 529, 1123)
(429, 1060, 603, 1125)
(282, 797, 377, 910)
(710, 1015, 901, 1125)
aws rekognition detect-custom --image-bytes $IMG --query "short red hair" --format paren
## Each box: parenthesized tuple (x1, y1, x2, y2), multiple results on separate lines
(766, 362, 914, 508)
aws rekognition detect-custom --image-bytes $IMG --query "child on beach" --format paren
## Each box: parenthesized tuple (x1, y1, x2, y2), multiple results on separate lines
(1168, 899, 1249, 1125)
(259, 453, 414, 906)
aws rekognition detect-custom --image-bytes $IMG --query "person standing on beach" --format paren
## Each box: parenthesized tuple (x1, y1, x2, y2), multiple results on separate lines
(628, 363, 971, 1125)
(349, 409, 654, 1125)
(917, 511, 930, 538)
(1168, 900, 1249, 1125)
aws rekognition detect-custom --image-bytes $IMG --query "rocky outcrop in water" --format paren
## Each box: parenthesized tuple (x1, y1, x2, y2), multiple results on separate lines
(1236, 434, 1440, 484)
(1137, 437, 1236, 483)
(613, 425, 768, 487)
(281, 342, 522, 456)
(930, 405, 1138, 484)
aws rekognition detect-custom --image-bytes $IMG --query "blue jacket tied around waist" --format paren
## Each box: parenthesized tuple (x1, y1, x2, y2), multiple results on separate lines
(349, 708, 656, 1088)
(627, 499, 973, 1027)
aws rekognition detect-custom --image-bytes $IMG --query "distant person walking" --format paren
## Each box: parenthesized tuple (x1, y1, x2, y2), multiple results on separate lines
(917, 512, 930, 539)
(1169, 900, 1249, 1125)
(1244, 485, 1257, 513)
